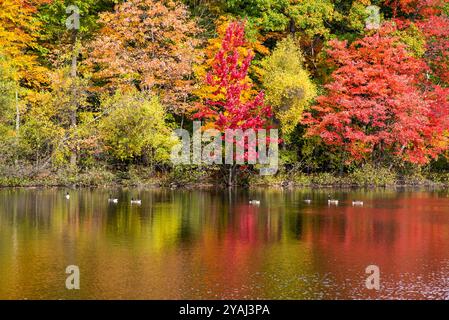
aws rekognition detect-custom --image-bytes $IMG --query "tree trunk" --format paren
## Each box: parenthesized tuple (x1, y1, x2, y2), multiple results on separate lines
(289, 18, 296, 35)
(227, 164, 238, 186)
(14, 90, 19, 167)
(70, 30, 78, 168)
(15, 90, 19, 132)
(228, 165, 233, 186)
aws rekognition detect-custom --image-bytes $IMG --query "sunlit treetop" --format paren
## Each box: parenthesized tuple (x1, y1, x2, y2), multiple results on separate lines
(86, 0, 204, 114)
(0, 0, 51, 87)
(193, 21, 273, 133)
(193, 16, 269, 108)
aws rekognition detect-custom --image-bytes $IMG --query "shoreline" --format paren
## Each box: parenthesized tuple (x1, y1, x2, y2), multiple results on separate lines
(1, 166, 448, 190)
(1, 179, 448, 190)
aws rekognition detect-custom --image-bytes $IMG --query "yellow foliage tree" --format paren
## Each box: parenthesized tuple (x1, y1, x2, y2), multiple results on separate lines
(98, 90, 176, 164)
(261, 36, 316, 140)
(0, 0, 48, 87)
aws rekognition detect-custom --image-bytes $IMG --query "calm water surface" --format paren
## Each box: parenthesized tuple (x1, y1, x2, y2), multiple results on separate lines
(0, 188, 448, 300)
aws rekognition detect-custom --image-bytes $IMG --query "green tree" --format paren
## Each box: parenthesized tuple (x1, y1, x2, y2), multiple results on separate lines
(224, 0, 374, 35)
(98, 90, 176, 165)
(223, 0, 372, 72)
(36, 0, 118, 68)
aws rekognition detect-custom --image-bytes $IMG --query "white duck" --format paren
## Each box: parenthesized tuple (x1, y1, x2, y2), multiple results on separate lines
(108, 195, 118, 204)
(352, 201, 364, 206)
(249, 200, 261, 205)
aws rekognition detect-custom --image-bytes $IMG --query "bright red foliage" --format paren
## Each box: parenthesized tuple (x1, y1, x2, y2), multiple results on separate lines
(303, 25, 449, 164)
(418, 15, 449, 83)
(193, 21, 274, 165)
(389, 0, 449, 84)
(193, 21, 272, 133)
(386, 0, 446, 17)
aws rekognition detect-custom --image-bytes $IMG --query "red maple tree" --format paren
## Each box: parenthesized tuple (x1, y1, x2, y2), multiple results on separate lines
(385, 0, 446, 17)
(303, 24, 449, 165)
(418, 14, 449, 83)
(194, 21, 272, 133)
(387, 0, 449, 84)
(193, 21, 274, 184)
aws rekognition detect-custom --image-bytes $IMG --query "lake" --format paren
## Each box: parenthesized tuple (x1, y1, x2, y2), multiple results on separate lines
(0, 188, 448, 300)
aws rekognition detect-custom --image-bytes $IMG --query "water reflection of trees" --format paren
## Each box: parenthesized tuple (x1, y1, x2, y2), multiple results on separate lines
(0, 188, 448, 299)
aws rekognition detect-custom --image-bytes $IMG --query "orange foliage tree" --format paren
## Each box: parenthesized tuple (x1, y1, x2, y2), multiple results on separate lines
(86, 0, 203, 114)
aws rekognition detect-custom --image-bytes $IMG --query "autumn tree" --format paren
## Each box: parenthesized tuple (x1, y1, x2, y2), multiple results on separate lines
(193, 21, 274, 185)
(384, 0, 447, 18)
(417, 15, 449, 84)
(193, 17, 269, 110)
(0, 0, 50, 135)
(10, 67, 92, 172)
(223, 0, 336, 36)
(0, 0, 50, 171)
(261, 36, 316, 141)
(37, 0, 117, 61)
(87, 0, 203, 115)
(304, 24, 449, 166)
(0, 56, 15, 126)
(36, 1, 121, 168)
(98, 90, 176, 166)
(0, 55, 17, 167)
(222, 0, 373, 70)
(0, 0, 49, 87)
(384, 0, 449, 84)
(17, 90, 65, 170)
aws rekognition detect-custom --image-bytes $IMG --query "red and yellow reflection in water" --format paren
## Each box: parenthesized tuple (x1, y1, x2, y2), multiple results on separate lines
(0, 189, 448, 299)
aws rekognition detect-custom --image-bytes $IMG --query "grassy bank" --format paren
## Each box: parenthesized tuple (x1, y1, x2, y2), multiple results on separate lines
(249, 171, 449, 188)
(1, 165, 448, 188)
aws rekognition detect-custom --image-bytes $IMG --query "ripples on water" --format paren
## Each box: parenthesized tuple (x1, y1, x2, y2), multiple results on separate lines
(0, 188, 448, 300)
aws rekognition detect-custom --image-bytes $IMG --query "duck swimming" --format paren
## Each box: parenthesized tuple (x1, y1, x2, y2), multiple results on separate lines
(108, 195, 118, 204)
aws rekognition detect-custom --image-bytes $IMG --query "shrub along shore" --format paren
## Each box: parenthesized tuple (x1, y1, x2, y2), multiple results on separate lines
(1, 165, 448, 189)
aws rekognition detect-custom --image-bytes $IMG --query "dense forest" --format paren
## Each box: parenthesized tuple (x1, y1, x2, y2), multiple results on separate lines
(1, 0, 449, 187)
